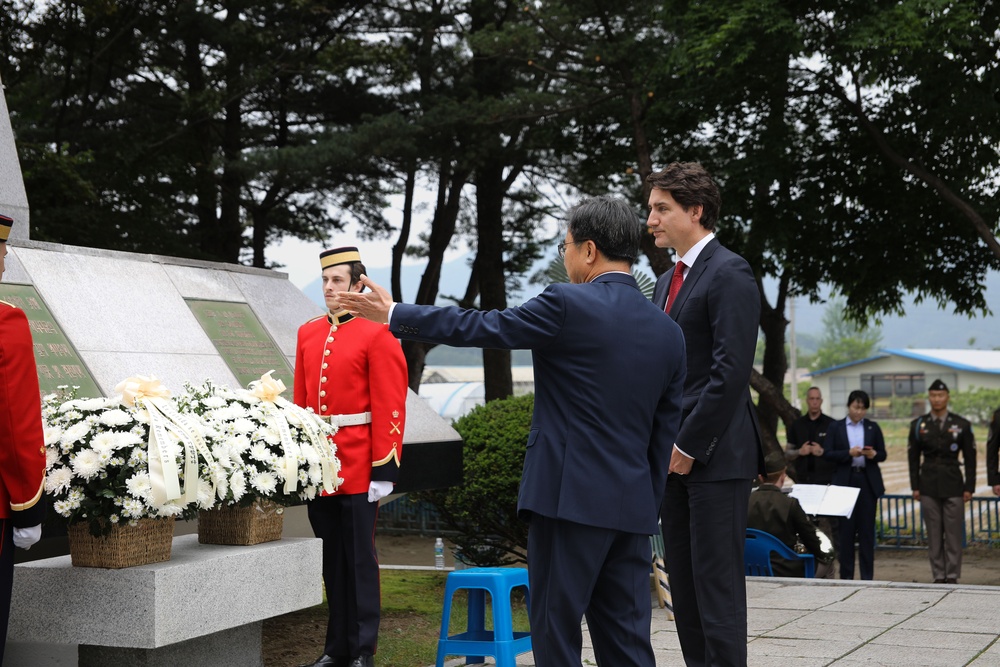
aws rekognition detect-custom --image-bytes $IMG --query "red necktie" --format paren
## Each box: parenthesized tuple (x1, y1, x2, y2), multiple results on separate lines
(665, 261, 685, 313)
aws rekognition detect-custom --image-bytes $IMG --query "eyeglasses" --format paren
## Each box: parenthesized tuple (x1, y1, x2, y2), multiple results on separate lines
(557, 239, 588, 258)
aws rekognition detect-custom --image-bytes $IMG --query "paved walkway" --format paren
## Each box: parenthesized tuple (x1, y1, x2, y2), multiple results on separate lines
(443, 577, 1000, 666)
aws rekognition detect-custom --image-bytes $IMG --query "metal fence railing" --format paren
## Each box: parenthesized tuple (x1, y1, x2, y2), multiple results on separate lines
(380, 494, 1000, 549)
(877, 494, 1000, 549)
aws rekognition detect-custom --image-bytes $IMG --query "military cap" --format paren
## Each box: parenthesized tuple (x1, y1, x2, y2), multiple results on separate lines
(320, 246, 362, 270)
(764, 449, 787, 475)
(928, 379, 949, 392)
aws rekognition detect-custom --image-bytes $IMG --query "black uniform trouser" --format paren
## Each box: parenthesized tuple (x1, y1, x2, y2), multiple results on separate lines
(307, 494, 381, 659)
(1, 519, 14, 666)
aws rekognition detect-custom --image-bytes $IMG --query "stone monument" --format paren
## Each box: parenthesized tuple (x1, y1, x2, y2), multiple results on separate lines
(0, 68, 463, 666)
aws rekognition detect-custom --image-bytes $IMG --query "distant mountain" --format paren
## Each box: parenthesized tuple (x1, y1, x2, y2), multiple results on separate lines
(302, 255, 1000, 354)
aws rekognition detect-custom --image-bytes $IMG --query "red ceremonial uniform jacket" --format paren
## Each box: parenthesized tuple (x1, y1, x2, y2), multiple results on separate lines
(294, 311, 408, 496)
(0, 301, 47, 525)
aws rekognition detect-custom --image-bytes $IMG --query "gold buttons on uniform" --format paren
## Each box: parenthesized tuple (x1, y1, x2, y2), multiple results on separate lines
(324, 349, 330, 356)
(320, 391, 326, 397)
(322, 363, 328, 369)
(321, 376, 327, 383)
(321, 405, 327, 412)
(327, 336, 334, 343)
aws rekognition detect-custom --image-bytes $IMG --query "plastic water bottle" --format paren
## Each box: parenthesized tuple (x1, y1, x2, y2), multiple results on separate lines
(434, 537, 445, 570)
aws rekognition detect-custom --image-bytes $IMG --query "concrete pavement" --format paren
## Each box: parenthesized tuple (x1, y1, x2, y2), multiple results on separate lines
(443, 577, 1000, 666)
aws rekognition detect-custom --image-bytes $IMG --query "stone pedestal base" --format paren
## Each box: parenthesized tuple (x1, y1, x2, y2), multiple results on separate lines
(7, 534, 322, 666)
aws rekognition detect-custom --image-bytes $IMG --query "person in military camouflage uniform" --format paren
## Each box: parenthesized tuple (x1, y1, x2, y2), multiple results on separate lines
(907, 379, 976, 584)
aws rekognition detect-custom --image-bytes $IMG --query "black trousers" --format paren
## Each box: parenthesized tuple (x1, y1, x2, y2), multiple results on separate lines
(526, 514, 655, 667)
(661, 476, 752, 667)
(307, 494, 381, 659)
(0, 519, 14, 667)
(839, 471, 878, 580)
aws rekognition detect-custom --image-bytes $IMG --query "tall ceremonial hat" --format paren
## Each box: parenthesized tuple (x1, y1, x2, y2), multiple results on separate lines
(320, 246, 362, 269)
(928, 379, 949, 392)
(0, 214, 12, 243)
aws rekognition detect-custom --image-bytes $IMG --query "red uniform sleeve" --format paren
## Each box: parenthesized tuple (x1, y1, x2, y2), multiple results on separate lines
(0, 304, 47, 526)
(368, 327, 408, 483)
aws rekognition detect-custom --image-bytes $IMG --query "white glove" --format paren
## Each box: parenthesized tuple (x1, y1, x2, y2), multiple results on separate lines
(368, 481, 394, 503)
(12, 525, 42, 550)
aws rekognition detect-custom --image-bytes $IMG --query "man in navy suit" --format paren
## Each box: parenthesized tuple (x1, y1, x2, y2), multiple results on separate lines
(648, 162, 764, 667)
(339, 196, 687, 666)
(823, 389, 887, 580)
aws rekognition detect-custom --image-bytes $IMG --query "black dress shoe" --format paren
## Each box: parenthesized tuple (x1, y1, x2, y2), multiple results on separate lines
(346, 655, 374, 667)
(300, 655, 348, 667)
(934, 578, 946, 584)
(946, 578, 958, 584)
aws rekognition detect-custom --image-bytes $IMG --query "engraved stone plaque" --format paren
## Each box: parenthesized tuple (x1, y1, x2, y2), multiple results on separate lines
(185, 299, 294, 390)
(0, 283, 103, 396)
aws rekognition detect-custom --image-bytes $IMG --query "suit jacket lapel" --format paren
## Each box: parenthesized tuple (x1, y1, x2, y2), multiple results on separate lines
(667, 237, 720, 318)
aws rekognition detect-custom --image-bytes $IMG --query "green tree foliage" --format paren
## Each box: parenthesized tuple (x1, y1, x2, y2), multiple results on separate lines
(812, 298, 883, 371)
(414, 393, 533, 566)
(4, 0, 397, 264)
(946, 388, 1000, 426)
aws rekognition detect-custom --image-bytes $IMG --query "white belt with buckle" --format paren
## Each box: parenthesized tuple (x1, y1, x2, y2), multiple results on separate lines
(322, 412, 372, 428)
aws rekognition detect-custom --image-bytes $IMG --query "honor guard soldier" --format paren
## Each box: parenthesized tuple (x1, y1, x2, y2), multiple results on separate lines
(908, 379, 976, 584)
(294, 246, 408, 667)
(0, 214, 47, 665)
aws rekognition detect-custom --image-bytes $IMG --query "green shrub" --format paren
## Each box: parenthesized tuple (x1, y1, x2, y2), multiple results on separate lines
(414, 393, 533, 566)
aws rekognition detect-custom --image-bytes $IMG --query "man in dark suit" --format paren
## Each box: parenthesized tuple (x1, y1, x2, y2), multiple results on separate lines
(647, 162, 764, 667)
(823, 389, 887, 580)
(339, 195, 687, 667)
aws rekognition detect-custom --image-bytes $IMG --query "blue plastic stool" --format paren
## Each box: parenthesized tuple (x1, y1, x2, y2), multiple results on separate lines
(436, 567, 532, 667)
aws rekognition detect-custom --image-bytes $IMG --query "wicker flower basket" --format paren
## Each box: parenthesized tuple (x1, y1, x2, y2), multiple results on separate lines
(67, 518, 175, 569)
(198, 500, 284, 546)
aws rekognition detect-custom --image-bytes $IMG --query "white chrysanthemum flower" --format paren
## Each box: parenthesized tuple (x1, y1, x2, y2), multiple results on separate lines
(213, 473, 229, 501)
(115, 431, 142, 449)
(155, 503, 184, 517)
(91, 431, 118, 455)
(61, 422, 91, 446)
(227, 435, 251, 455)
(125, 472, 152, 499)
(128, 447, 148, 467)
(201, 396, 227, 409)
(79, 397, 112, 411)
(196, 481, 214, 508)
(45, 448, 61, 469)
(71, 449, 104, 480)
(43, 426, 62, 446)
(300, 443, 320, 464)
(211, 405, 248, 422)
(230, 418, 257, 435)
(53, 500, 74, 517)
(99, 409, 134, 427)
(230, 470, 247, 501)
(249, 443, 271, 462)
(260, 427, 281, 446)
(133, 409, 151, 424)
(109, 514, 120, 524)
(250, 471, 277, 495)
(45, 466, 73, 493)
(308, 464, 323, 484)
(121, 496, 145, 518)
(59, 400, 83, 413)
